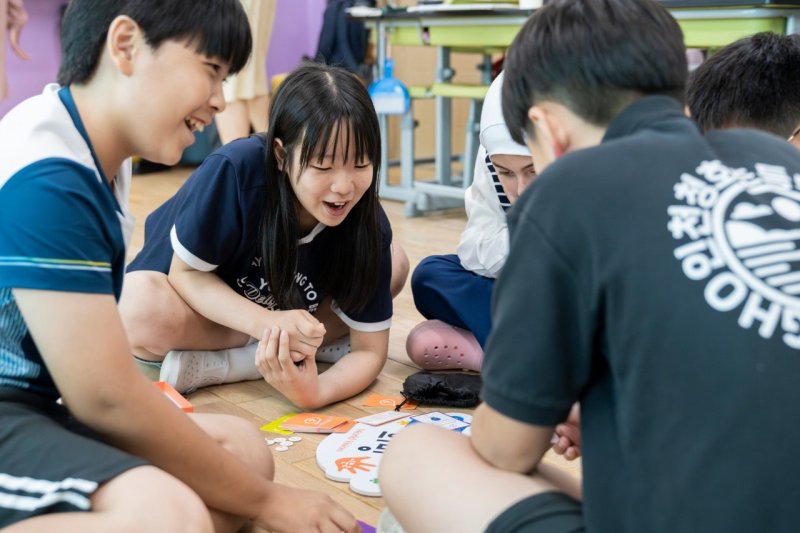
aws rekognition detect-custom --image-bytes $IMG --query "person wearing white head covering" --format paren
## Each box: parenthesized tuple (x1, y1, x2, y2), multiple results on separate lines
(406, 71, 536, 372)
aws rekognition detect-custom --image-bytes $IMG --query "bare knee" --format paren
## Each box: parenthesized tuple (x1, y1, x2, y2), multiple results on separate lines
(390, 243, 410, 298)
(119, 272, 185, 356)
(194, 414, 275, 481)
(222, 417, 275, 480)
(381, 424, 442, 498)
(94, 465, 213, 533)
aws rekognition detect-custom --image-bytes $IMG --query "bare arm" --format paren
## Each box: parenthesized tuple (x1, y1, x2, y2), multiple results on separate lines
(256, 326, 388, 409)
(471, 402, 554, 474)
(13, 289, 358, 531)
(315, 327, 388, 406)
(168, 254, 325, 358)
(14, 289, 272, 515)
(471, 403, 582, 500)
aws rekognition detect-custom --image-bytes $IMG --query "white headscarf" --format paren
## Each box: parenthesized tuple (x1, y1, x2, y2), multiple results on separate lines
(478, 71, 530, 158)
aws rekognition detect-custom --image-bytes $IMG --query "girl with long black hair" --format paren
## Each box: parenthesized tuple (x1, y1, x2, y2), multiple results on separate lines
(122, 63, 407, 409)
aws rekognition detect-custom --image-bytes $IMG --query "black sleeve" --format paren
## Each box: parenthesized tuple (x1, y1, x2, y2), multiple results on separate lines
(480, 206, 595, 427)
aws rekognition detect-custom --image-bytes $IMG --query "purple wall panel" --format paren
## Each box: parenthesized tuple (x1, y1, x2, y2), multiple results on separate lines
(1, 0, 325, 118)
(266, 0, 325, 82)
(0, 0, 62, 117)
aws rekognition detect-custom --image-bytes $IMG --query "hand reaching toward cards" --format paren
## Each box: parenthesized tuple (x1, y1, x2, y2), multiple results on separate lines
(255, 484, 359, 533)
(255, 326, 322, 409)
(551, 403, 581, 461)
(266, 310, 326, 362)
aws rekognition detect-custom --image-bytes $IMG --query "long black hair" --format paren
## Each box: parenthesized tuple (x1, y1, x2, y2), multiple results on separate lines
(261, 63, 382, 312)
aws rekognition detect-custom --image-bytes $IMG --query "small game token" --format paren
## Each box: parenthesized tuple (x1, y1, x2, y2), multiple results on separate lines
(282, 441, 294, 447)
(288, 436, 302, 442)
(275, 446, 290, 452)
(273, 437, 287, 443)
(266, 439, 275, 445)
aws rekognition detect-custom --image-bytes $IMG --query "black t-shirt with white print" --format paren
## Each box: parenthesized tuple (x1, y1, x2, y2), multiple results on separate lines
(482, 96, 800, 532)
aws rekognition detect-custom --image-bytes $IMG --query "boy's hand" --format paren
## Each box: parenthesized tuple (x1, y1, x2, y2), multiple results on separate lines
(7, 0, 29, 60)
(268, 310, 325, 362)
(255, 485, 360, 533)
(551, 403, 581, 461)
(255, 327, 321, 408)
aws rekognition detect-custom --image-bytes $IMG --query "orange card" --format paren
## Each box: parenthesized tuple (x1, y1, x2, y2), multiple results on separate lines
(362, 393, 418, 410)
(281, 413, 353, 433)
(331, 420, 357, 433)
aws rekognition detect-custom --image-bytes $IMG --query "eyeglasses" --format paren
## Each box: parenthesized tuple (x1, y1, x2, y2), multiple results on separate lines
(787, 125, 800, 143)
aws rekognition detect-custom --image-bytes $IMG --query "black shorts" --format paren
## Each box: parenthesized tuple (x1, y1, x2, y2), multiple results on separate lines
(0, 388, 147, 528)
(486, 491, 585, 533)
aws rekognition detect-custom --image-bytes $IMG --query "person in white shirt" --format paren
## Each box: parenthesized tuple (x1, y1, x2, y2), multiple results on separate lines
(406, 71, 536, 372)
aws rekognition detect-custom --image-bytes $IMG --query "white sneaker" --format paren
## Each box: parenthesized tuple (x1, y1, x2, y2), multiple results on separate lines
(316, 335, 351, 364)
(160, 350, 230, 394)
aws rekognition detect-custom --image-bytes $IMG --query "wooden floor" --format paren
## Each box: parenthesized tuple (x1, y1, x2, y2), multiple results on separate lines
(128, 166, 580, 529)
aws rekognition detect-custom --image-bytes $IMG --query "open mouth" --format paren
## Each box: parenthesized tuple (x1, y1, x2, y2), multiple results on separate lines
(323, 201, 348, 215)
(184, 117, 205, 133)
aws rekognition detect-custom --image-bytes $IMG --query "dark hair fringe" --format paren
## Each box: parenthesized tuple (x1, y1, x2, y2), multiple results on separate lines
(58, 0, 252, 86)
(260, 63, 382, 313)
(502, 0, 687, 144)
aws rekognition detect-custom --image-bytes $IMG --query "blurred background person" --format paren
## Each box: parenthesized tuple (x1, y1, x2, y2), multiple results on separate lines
(1, 0, 28, 102)
(215, 0, 276, 144)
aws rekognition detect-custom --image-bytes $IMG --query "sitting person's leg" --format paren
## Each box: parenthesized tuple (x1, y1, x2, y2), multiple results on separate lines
(390, 242, 410, 298)
(380, 424, 583, 533)
(120, 271, 261, 391)
(407, 254, 491, 370)
(0, 395, 213, 532)
(120, 271, 251, 360)
(123, 243, 410, 388)
(190, 412, 275, 532)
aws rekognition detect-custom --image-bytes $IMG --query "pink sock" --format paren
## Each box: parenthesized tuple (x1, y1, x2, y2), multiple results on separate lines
(405, 320, 483, 372)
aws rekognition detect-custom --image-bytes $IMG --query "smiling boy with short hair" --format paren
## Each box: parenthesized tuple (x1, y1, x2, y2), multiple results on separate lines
(0, 1, 358, 531)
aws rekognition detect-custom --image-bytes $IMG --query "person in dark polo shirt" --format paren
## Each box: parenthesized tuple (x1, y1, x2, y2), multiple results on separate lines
(379, 1, 800, 532)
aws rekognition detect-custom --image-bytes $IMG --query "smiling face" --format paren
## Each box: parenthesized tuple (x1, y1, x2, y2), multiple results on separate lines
(490, 153, 536, 204)
(127, 39, 229, 165)
(276, 123, 375, 233)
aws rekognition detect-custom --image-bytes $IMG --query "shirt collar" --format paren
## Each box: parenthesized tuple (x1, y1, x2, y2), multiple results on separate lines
(602, 95, 687, 143)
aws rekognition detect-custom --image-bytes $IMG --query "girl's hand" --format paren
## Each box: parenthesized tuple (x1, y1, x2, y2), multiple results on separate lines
(268, 310, 326, 362)
(255, 327, 321, 408)
(551, 403, 581, 461)
(7, 0, 29, 60)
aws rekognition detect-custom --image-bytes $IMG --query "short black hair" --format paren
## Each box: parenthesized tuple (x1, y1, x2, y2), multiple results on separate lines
(261, 63, 383, 313)
(687, 32, 800, 138)
(58, 0, 252, 86)
(502, 0, 687, 144)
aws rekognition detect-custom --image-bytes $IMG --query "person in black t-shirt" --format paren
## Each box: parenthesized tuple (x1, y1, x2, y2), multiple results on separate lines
(379, 1, 800, 532)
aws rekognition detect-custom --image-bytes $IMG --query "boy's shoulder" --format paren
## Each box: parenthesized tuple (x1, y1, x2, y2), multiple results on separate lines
(0, 84, 99, 188)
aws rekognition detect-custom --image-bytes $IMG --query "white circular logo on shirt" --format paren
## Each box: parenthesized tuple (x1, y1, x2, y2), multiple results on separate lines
(667, 160, 800, 349)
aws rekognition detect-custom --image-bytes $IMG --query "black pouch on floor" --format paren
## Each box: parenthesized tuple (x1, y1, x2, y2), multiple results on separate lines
(401, 371, 482, 408)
